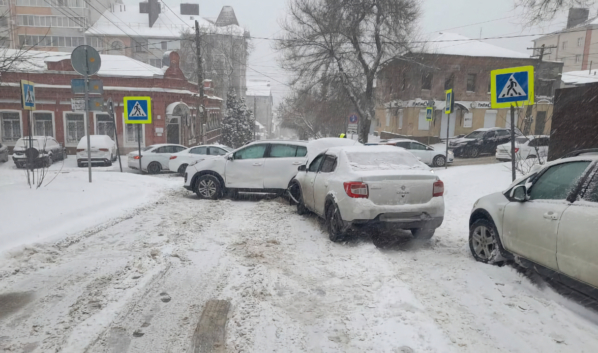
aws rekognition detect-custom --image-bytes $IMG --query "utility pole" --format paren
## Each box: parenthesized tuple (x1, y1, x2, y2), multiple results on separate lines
(527, 43, 557, 61)
(195, 20, 205, 145)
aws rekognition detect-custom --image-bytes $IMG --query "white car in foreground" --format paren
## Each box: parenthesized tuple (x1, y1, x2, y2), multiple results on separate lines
(128, 144, 186, 174)
(469, 154, 598, 297)
(385, 138, 454, 167)
(291, 145, 445, 242)
(76, 135, 117, 167)
(168, 144, 232, 175)
(495, 135, 549, 161)
(184, 138, 360, 199)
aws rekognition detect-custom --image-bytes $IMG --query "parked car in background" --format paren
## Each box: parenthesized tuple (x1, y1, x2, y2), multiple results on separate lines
(76, 135, 117, 167)
(128, 144, 187, 174)
(469, 154, 598, 298)
(0, 142, 8, 163)
(184, 138, 360, 199)
(169, 144, 232, 176)
(450, 128, 520, 158)
(385, 138, 453, 167)
(291, 145, 444, 242)
(496, 136, 549, 162)
(12, 136, 66, 168)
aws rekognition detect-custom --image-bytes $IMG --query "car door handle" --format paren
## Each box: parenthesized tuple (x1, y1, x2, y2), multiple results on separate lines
(292, 162, 303, 165)
(253, 163, 262, 166)
(543, 212, 558, 220)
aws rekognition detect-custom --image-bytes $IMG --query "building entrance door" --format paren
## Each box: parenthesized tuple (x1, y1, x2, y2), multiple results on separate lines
(167, 116, 180, 144)
(535, 111, 547, 135)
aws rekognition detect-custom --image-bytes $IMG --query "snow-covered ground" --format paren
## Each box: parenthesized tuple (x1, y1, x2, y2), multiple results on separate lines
(1, 159, 598, 352)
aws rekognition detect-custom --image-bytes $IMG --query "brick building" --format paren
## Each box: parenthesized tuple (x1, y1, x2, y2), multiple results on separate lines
(0, 50, 222, 153)
(375, 33, 563, 141)
(246, 80, 273, 138)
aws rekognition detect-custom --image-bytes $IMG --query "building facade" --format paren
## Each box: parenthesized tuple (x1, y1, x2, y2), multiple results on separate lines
(0, 50, 222, 153)
(375, 33, 563, 141)
(246, 80, 273, 138)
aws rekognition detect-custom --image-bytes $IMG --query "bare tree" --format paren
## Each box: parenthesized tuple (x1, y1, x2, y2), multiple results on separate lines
(516, 0, 591, 24)
(0, 8, 45, 76)
(276, 0, 419, 143)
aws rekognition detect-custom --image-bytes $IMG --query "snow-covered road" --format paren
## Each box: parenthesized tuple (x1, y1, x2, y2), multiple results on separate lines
(1, 162, 598, 352)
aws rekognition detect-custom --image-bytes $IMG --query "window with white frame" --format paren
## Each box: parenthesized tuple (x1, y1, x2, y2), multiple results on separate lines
(125, 124, 144, 145)
(463, 112, 473, 128)
(417, 109, 429, 130)
(575, 54, 581, 63)
(19, 35, 84, 47)
(33, 112, 53, 137)
(483, 110, 497, 128)
(17, 0, 84, 6)
(398, 109, 403, 129)
(18, 15, 86, 28)
(96, 114, 115, 139)
(385, 109, 391, 127)
(149, 58, 162, 68)
(578, 37, 583, 47)
(65, 113, 85, 144)
(1, 112, 21, 142)
(562, 41, 567, 50)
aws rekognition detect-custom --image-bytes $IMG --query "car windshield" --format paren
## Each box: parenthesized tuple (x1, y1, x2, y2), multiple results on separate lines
(15, 139, 41, 148)
(142, 146, 155, 151)
(465, 131, 486, 139)
(346, 151, 425, 170)
(516, 137, 530, 144)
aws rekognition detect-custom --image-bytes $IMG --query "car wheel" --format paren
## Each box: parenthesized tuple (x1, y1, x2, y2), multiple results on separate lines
(177, 164, 188, 176)
(106, 160, 113, 167)
(195, 175, 222, 200)
(411, 228, 435, 240)
(326, 202, 346, 242)
(432, 155, 446, 167)
(468, 146, 480, 158)
(287, 180, 301, 205)
(77, 161, 83, 168)
(294, 183, 308, 215)
(469, 219, 505, 264)
(147, 162, 161, 174)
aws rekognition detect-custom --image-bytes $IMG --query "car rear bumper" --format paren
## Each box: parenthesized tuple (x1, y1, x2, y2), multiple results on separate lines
(78, 158, 111, 164)
(351, 214, 444, 230)
(338, 196, 444, 223)
(495, 151, 512, 161)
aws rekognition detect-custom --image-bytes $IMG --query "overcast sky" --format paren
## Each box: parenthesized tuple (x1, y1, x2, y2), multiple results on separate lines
(124, 0, 588, 105)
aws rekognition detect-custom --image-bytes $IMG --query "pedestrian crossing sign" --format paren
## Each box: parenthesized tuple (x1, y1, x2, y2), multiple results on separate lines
(491, 66, 534, 109)
(124, 97, 152, 124)
(20, 80, 35, 110)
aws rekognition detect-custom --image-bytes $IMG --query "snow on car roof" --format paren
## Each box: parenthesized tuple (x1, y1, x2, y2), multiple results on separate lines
(306, 138, 362, 163)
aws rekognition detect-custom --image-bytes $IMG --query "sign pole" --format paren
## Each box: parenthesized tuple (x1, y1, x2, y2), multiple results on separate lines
(510, 104, 516, 181)
(137, 125, 142, 172)
(108, 99, 122, 172)
(84, 68, 92, 183)
(28, 110, 33, 183)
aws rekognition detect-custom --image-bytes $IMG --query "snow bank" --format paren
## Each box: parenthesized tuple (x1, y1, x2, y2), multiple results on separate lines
(0, 159, 178, 256)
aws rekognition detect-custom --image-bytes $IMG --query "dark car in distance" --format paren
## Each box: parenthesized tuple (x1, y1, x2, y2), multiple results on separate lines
(449, 128, 521, 158)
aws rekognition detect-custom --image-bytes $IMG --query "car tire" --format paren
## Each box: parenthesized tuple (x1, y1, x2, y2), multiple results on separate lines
(468, 146, 480, 158)
(469, 219, 506, 265)
(411, 228, 435, 240)
(296, 185, 308, 215)
(147, 162, 161, 174)
(177, 164, 188, 176)
(106, 160, 113, 167)
(195, 175, 222, 200)
(77, 161, 83, 168)
(326, 202, 346, 242)
(432, 155, 446, 167)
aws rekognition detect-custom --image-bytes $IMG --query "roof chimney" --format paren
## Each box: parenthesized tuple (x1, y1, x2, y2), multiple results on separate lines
(215, 6, 239, 27)
(148, 0, 160, 28)
(566, 8, 589, 29)
(180, 3, 199, 16)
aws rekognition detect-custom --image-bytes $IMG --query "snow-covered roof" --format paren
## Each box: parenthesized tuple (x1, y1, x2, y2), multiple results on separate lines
(561, 69, 598, 85)
(0, 49, 164, 78)
(425, 33, 530, 59)
(86, 5, 245, 39)
(246, 81, 271, 97)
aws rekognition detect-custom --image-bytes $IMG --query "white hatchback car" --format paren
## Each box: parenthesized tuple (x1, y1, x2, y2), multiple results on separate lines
(168, 144, 232, 175)
(76, 135, 117, 167)
(495, 135, 549, 161)
(292, 145, 445, 242)
(385, 138, 454, 167)
(184, 138, 360, 199)
(470, 154, 598, 296)
(128, 144, 187, 174)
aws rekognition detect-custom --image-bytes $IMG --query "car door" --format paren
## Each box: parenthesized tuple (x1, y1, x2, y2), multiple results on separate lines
(496, 130, 511, 146)
(188, 146, 209, 164)
(313, 155, 337, 216)
(302, 154, 326, 210)
(209, 147, 229, 156)
(263, 144, 307, 189)
(152, 146, 173, 167)
(556, 165, 598, 288)
(409, 142, 432, 164)
(502, 161, 592, 270)
(482, 131, 497, 154)
(225, 143, 268, 189)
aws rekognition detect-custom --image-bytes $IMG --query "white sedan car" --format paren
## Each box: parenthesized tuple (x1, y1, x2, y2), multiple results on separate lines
(292, 145, 445, 242)
(128, 143, 186, 174)
(169, 145, 232, 175)
(469, 154, 598, 297)
(184, 138, 360, 199)
(76, 135, 117, 167)
(495, 135, 549, 161)
(385, 138, 453, 167)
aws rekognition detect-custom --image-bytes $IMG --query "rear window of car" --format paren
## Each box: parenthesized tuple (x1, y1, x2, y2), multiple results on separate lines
(16, 139, 41, 148)
(346, 151, 424, 171)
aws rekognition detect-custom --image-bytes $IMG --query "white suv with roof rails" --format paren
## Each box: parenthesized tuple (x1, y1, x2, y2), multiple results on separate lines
(469, 153, 598, 297)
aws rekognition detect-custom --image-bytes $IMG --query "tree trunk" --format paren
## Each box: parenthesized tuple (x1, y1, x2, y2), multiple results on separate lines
(359, 117, 371, 144)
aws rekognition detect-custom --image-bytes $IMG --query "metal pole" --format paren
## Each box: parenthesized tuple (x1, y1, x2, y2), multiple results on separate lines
(254, 97, 257, 141)
(445, 112, 449, 170)
(84, 47, 92, 183)
(137, 124, 142, 172)
(510, 105, 516, 181)
(28, 110, 32, 185)
(109, 100, 123, 172)
(195, 20, 205, 145)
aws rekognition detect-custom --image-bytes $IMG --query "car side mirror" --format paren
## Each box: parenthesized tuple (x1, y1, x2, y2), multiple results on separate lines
(427, 146, 434, 151)
(457, 134, 465, 138)
(511, 185, 528, 202)
(226, 154, 234, 161)
(298, 165, 307, 172)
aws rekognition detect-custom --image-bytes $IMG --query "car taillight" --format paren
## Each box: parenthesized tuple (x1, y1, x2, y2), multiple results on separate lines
(344, 182, 368, 198)
(433, 180, 444, 197)
(76, 149, 85, 152)
(134, 156, 141, 160)
(514, 148, 520, 153)
(99, 148, 109, 152)
(170, 156, 177, 160)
